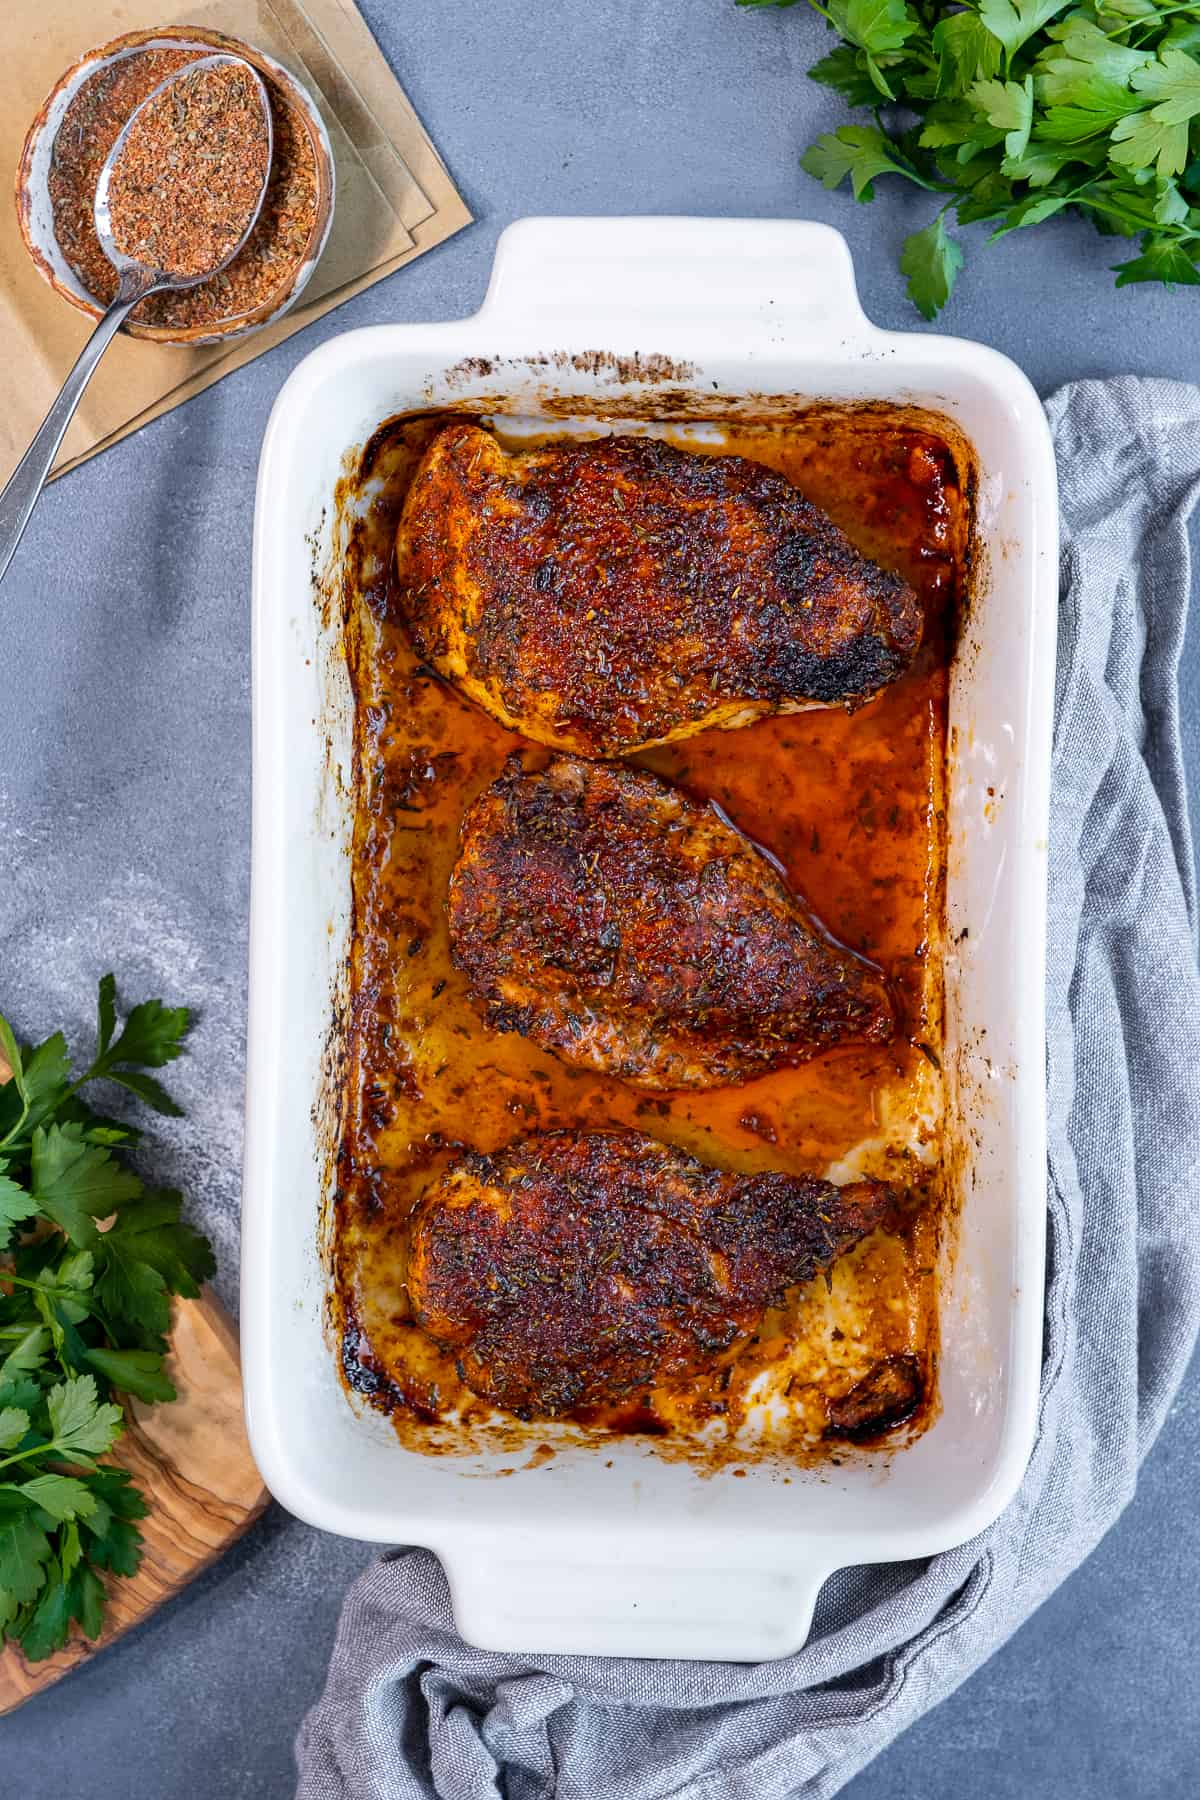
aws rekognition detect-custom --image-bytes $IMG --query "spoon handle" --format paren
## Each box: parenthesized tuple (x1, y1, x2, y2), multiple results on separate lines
(0, 280, 152, 588)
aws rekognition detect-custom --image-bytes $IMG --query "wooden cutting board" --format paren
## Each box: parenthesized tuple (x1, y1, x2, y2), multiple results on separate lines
(0, 1289, 269, 1713)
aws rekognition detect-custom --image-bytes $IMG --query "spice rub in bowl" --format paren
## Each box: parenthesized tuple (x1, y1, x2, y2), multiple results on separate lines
(18, 28, 333, 344)
(329, 406, 972, 1467)
(100, 59, 271, 281)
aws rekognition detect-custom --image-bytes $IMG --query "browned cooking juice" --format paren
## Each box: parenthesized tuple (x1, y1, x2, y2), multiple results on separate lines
(331, 408, 969, 1464)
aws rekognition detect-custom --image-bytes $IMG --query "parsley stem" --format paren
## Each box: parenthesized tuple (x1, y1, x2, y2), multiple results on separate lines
(0, 1438, 60, 1475)
(0, 1098, 30, 1153)
(0, 1271, 93, 1305)
(1106, 2, 1199, 39)
(903, 172, 957, 194)
(1075, 192, 1199, 238)
(867, 113, 956, 194)
(0, 1060, 108, 1153)
(60, 1067, 103, 1106)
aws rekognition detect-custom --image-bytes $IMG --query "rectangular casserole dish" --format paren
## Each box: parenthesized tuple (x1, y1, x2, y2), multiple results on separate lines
(243, 216, 1057, 1662)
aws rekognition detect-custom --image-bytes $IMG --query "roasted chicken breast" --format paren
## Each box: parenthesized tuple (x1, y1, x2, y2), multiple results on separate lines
(409, 1128, 898, 1417)
(447, 754, 894, 1090)
(394, 423, 923, 756)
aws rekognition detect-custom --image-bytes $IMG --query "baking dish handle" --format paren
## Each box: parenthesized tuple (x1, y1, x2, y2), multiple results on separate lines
(440, 1539, 834, 1663)
(476, 216, 878, 351)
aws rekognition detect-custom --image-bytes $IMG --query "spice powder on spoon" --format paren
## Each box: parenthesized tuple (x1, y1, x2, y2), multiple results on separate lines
(104, 61, 271, 279)
(48, 48, 321, 331)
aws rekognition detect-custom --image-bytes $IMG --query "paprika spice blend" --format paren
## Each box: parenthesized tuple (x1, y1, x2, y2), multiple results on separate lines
(42, 36, 330, 339)
(102, 59, 271, 281)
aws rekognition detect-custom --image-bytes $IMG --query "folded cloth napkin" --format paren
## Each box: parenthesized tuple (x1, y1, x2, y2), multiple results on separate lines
(294, 377, 1200, 1800)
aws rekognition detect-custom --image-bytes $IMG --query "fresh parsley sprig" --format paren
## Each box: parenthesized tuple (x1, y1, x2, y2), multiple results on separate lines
(0, 977, 214, 1661)
(738, 0, 1200, 314)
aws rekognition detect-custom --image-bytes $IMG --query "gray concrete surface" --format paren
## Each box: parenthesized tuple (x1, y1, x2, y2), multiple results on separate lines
(1, 1, 1198, 1794)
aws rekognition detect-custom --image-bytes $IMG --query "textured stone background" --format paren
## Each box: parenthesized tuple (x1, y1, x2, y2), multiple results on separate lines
(1, 2, 1197, 1794)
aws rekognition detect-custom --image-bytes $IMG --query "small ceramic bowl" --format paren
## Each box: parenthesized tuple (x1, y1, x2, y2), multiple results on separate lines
(15, 26, 336, 347)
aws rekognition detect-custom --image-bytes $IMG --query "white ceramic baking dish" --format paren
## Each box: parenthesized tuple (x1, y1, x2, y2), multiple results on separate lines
(243, 217, 1057, 1662)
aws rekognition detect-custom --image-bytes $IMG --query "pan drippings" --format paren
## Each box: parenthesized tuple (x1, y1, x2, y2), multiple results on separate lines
(329, 407, 970, 1467)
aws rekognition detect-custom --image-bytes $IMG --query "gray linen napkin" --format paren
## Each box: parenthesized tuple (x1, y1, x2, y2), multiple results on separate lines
(293, 376, 1200, 1800)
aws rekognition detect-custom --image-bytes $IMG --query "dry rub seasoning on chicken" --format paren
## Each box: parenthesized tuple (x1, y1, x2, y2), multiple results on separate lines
(449, 753, 895, 1089)
(394, 423, 924, 756)
(409, 1128, 902, 1418)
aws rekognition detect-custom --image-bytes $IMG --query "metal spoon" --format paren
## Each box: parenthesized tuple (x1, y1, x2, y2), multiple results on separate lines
(0, 54, 272, 587)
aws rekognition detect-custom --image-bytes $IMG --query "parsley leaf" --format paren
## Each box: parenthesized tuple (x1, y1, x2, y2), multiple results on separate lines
(0, 1497, 51, 1607)
(1040, 101, 1140, 141)
(0, 1326, 50, 1384)
(84, 1347, 176, 1406)
(831, 0, 913, 46)
(971, 75, 1036, 158)
(955, 167, 1020, 221)
(1110, 107, 1190, 176)
(920, 102, 986, 152)
(13, 1539, 106, 1657)
(18, 1569, 71, 1660)
(96, 973, 118, 1059)
(828, 0, 918, 98)
(809, 44, 883, 106)
(1130, 45, 1200, 120)
(0, 976, 213, 1661)
(801, 123, 942, 198)
(1113, 236, 1200, 282)
(82, 1469, 148, 1577)
(1155, 178, 1191, 223)
(59, 1517, 82, 1585)
(0, 1168, 38, 1249)
(67, 977, 191, 1119)
(1003, 140, 1096, 183)
(100, 1069, 183, 1117)
(989, 191, 1073, 235)
(0, 1408, 30, 1452)
(900, 213, 966, 316)
(94, 1190, 215, 1346)
(45, 1376, 124, 1459)
(30, 1123, 142, 1248)
(978, 0, 1073, 61)
(0, 1381, 41, 1424)
(0, 1024, 75, 1159)
(16, 1036, 74, 1140)
(0, 1017, 24, 1112)
(756, 0, 1200, 312)
(34, 1287, 91, 1375)
(1035, 17, 1154, 106)
(72, 1562, 107, 1638)
(1108, 48, 1200, 176)
(93, 995, 189, 1076)
(934, 12, 1002, 97)
(1163, 20, 1200, 58)
(18, 1473, 98, 1523)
